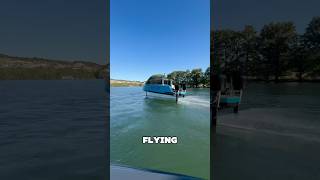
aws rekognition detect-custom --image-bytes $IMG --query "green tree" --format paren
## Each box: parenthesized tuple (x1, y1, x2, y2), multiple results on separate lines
(289, 35, 312, 82)
(241, 25, 259, 76)
(190, 68, 203, 88)
(259, 22, 296, 82)
(213, 30, 245, 76)
(185, 70, 192, 86)
(201, 67, 210, 87)
(304, 17, 320, 76)
(304, 16, 320, 50)
(167, 71, 188, 84)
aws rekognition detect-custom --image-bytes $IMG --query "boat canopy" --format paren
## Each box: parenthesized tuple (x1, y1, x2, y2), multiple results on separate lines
(146, 75, 172, 85)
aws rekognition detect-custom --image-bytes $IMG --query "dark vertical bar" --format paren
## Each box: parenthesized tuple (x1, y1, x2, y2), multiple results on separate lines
(106, 0, 110, 179)
(210, 0, 214, 179)
(210, 0, 221, 179)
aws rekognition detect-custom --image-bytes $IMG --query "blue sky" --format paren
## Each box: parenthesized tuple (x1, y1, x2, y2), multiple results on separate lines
(110, 0, 210, 81)
(2, 0, 318, 67)
(0, 0, 106, 64)
(213, 0, 320, 33)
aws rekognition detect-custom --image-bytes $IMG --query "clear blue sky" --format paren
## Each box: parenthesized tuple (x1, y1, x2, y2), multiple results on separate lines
(110, 0, 210, 81)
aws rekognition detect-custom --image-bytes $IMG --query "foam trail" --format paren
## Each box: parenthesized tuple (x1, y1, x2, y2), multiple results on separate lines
(179, 95, 210, 108)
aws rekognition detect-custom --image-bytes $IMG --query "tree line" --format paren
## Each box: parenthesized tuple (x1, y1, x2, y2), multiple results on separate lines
(167, 67, 210, 88)
(212, 16, 320, 82)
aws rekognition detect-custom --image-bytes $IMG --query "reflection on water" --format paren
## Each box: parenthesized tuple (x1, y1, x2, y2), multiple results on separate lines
(110, 87, 210, 179)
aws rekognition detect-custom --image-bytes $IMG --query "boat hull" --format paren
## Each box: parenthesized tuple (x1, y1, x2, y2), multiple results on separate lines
(143, 84, 174, 95)
(145, 91, 176, 100)
(143, 84, 188, 101)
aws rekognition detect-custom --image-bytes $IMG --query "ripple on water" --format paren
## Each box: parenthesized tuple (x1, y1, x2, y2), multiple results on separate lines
(110, 87, 210, 179)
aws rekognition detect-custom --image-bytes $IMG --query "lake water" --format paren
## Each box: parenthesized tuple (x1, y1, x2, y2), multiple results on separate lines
(219, 82, 320, 137)
(110, 87, 210, 179)
(2, 80, 320, 180)
(215, 82, 320, 180)
(0, 80, 108, 180)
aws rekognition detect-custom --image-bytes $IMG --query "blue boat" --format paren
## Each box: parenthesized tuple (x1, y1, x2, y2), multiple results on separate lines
(143, 74, 187, 101)
(218, 74, 244, 113)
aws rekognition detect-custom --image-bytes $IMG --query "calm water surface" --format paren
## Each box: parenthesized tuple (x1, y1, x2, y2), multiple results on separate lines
(110, 87, 210, 179)
(221, 82, 320, 134)
(0, 80, 107, 180)
(215, 82, 320, 180)
(2, 80, 320, 180)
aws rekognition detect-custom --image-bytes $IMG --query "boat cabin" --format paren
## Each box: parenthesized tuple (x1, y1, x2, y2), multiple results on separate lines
(145, 75, 173, 87)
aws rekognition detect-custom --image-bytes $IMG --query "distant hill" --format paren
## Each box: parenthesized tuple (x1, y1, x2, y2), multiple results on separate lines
(0, 53, 108, 80)
(110, 79, 143, 87)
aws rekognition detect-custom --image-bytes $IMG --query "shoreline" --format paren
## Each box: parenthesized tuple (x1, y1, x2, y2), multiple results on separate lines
(247, 79, 320, 83)
(1, 79, 319, 84)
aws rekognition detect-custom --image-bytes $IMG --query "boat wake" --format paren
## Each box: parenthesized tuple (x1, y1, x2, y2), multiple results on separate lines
(179, 96, 210, 108)
(218, 108, 320, 143)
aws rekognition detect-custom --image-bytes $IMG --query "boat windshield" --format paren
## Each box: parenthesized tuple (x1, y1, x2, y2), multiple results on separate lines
(146, 75, 163, 84)
(164, 80, 171, 85)
(146, 75, 172, 85)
